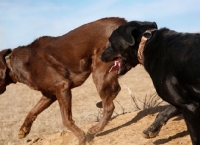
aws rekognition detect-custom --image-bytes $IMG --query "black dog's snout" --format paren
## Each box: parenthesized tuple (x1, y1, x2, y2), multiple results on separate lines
(100, 54, 104, 61)
(100, 54, 108, 62)
(100, 48, 111, 62)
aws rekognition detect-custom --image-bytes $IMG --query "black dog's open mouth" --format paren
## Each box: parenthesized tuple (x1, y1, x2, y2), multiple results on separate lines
(100, 48, 133, 75)
(109, 60, 121, 73)
(109, 59, 132, 75)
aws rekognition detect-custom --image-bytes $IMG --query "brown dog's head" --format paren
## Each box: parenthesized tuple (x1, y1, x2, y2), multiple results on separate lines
(0, 49, 13, 94)
(101, 21, 157, 75)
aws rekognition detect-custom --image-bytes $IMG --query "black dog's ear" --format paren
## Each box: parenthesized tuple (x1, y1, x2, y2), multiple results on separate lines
(121, 26, 136, 46)
(153, 22, 158, 29)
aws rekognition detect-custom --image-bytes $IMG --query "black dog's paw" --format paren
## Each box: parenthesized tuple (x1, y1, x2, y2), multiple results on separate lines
(142, 125, 160, 138)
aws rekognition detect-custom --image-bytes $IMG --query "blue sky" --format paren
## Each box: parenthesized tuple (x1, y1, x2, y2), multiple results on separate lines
(0, 0, 200, 50)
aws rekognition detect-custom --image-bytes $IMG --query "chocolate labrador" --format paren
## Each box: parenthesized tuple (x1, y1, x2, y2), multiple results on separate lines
(101, 20, 200, 145)
(0, 17, 129, 145)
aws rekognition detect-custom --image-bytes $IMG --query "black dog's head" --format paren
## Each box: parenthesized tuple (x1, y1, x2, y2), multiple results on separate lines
(101, 21, 157, 75)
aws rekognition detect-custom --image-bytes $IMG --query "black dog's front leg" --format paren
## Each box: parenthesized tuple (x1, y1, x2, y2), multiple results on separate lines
(142, 105, 181, 138)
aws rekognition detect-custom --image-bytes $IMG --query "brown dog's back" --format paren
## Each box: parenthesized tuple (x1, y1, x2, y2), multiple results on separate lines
(10, 18, 126, 90)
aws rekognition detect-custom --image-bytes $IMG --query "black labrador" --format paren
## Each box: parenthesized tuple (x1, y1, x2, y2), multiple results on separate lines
(101, 21, 179, 138)
(101, 21, 200, 145)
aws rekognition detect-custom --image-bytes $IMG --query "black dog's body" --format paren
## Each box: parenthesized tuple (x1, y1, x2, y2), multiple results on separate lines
(143, 29, 200, 144)
(144, 29, 200, 101)
(101, 21, 200, 145)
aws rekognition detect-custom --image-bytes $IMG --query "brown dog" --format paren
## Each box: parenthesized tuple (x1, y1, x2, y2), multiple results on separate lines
(0, 18, 127, 145)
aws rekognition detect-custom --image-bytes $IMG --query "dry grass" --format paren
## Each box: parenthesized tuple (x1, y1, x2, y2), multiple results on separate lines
(124, 84, 164, 110)
(87, 86, 165, 123)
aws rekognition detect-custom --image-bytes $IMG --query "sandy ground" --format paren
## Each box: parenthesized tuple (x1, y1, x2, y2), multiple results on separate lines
(0, 65, 191, 145)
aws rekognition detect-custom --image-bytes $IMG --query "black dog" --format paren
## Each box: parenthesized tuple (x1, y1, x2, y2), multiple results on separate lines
(100, 21, 176, 138)
(101, 21, 200, 145)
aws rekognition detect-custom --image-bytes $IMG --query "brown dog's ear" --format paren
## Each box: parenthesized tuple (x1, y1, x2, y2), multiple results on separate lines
(0, 49, 12, 80)
(122, 26, 136, 46)
(0, 49, 12, 64)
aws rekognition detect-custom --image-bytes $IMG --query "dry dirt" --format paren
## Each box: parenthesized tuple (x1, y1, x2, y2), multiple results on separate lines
(0, 65, 191, 145)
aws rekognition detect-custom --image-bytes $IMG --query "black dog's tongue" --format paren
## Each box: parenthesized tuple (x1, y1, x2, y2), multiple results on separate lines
(109, 60, 121, 73)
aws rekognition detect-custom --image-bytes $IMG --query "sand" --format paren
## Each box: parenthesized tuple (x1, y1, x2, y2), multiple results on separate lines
(0, 65, 191, 145)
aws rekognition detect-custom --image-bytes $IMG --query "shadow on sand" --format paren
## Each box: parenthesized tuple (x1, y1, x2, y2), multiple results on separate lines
(95, 105, 188, 144)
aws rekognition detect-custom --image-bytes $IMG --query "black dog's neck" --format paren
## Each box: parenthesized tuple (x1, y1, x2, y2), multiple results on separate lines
(142, 28, 178, 74)
(137, 29, 157, 64)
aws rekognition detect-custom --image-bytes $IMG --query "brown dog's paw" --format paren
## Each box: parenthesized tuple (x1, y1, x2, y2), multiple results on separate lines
(18, 130, 26, 139)
(96, 101, 103, 108)
(18, 127, 30, 139)
(88, 126, 99, 135)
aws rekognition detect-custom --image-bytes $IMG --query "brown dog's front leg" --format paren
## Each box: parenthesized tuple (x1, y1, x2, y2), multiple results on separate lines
(88, 93, 116, 135)
(88, 71, 120, 136)
(56, 82, 86, 145)
(18, 94, 56, 139)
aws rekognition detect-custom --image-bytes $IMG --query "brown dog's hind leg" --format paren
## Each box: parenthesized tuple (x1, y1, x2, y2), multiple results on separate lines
(18, 93, 56, 139)
(88, 70, 120, 136)
(56, 81, 86, 145)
